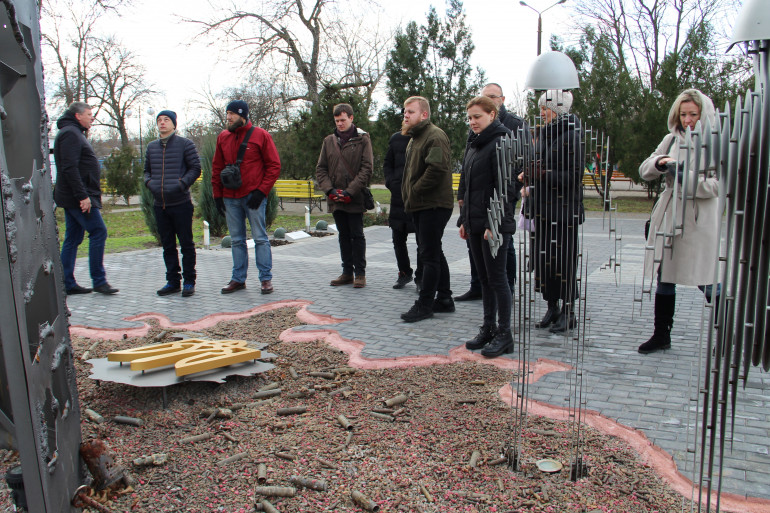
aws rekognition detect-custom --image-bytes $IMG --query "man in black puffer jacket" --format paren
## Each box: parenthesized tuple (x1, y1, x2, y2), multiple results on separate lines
(143, 110, 202, 297)
(54, 102, 119, 295)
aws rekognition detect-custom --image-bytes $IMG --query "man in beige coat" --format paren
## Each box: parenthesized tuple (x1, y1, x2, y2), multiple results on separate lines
(316, 103, 373, 288)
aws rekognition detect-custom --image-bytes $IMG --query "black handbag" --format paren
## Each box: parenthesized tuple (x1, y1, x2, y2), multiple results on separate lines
(220, 127, 255, 190)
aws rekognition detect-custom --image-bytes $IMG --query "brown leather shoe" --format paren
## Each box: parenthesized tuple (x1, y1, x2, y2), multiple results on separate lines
(221, 280, 245, 294)
(330, 274, 354, 286)
(261, 280, 274, 294)
(353, 275, 366, 288)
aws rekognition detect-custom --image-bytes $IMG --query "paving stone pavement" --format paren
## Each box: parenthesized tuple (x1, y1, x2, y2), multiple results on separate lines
(65, 212, 770, 501)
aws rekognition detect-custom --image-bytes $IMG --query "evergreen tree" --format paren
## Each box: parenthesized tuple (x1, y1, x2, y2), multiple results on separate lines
(196, 132, 229, 237)
(381, 0, 484, 167)
(103, 145, 143, 205)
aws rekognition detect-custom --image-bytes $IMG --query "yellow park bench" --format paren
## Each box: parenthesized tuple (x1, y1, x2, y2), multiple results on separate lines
(452, 173, 461, 192)
(272, 179, 324, 213)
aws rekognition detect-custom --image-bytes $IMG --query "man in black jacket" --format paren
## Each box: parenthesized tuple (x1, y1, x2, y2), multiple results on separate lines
(54, 102, 118, 295)
(383, 131, 421, 290)
(144, 110, 202, 297)
(455, 83, 528, 302)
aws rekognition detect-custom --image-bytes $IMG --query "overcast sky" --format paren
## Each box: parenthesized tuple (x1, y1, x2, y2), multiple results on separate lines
(47, 0, 744, 136)
(71, 0, 579, 134)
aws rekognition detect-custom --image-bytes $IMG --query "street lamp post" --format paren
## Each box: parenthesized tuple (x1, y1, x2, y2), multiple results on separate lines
(126, 106, 155, 164)
(519, 0, 567, 55)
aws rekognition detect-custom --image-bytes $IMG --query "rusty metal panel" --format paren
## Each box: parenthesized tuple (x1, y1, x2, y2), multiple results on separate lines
(0, 0, 84, 511)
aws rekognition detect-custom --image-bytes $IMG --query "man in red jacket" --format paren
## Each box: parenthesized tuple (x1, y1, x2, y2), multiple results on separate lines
(212, 100, 281, 294)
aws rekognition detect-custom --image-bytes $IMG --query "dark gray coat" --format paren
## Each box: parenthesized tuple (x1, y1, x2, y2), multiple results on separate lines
(53, 111, 102, 209)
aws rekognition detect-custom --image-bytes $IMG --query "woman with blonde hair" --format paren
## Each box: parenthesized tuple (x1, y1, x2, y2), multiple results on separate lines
(638, 88, 720, 354)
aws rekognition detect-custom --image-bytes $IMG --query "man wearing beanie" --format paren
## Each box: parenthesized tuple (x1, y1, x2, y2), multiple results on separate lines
(316, 103, 373, 288)
(212, 100, 281, 294)
(144, 110, 202, 297)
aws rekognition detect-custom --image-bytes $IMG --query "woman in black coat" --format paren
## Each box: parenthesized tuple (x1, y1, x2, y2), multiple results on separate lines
(525, 90, 585, 333)
(458, 96, 518, 358)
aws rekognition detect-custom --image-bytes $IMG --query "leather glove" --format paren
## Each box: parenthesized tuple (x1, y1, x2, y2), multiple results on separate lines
(666, 161, 685, 185)
(247, 189, 266, 210)
(327, 189, 340, 202)
(337, 190, 352, 204)
(215, 197, 226, 216)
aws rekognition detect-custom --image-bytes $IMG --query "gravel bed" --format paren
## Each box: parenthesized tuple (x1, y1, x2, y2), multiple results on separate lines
(1, 308, 692, 512)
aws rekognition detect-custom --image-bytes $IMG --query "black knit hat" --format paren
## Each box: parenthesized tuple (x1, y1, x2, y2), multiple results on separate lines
(156, 110, 177, 128)
(226, 100, 249, 120)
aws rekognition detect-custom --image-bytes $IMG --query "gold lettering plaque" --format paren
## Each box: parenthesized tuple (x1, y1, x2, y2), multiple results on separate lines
(107, 339, 261, 377)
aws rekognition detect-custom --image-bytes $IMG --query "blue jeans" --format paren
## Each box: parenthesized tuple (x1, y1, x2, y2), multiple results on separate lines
(60, 207, 108, 289)
(224, 196, 272, 283)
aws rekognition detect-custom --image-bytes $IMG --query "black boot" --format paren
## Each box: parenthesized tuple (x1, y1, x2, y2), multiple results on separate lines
(465, 324, 496, 350)
(535, 300, 560, 328)
(638, 294, 675, 354)
(481, 328, 514, 357)
(550, 302, 576, 333)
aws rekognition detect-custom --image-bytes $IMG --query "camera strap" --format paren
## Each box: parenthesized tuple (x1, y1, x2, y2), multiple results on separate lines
(235, 127, 256, 165)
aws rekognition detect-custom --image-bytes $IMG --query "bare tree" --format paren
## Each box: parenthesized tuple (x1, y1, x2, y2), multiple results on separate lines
(572, 0, 740, 91)
(189, 0, 390, 111)
(89, 36, 155, 146)
(41, 0, 126, 107)
(193, 78, 289, 132)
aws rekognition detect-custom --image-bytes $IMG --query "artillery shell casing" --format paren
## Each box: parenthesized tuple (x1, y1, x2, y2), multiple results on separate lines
(371, 407, 394, 414)
(337, 414, 353, 431)
(391, 408, 406, 417)
(329, 386, 352, 397)
(315, 456, 339, 469)
(260, 500, 279, 513)
(369, 411, 394, 422)
(469, 450, 481, 468)
(257, 463, 268, 484)
(254, 486, 297, 497)
(114, 415, 143, 427)
(258, 382, 281, 391)
(180, 432, 213, 443)
(277, 406, 307, 416)
(330, 367, 357, 374)
(308, 371, 335, 379)
(84, 409, 104, 424)
(288, 366, 298, 378)
(216, 451, 248, 466)
(383, 394, 408, 407)
(275, 452, 296, 461)
(286, 389, 314, 399)
(487, 457, 507, 466)
(253, 389, 282, 399)
(351, 490, 379, 511)
(419, 483, 434, 503)
(289, 475, 327, 491)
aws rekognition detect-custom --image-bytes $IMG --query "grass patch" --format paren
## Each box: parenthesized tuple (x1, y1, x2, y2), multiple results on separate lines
(583, 195, 654, 213)
(371, 188, 391, 204)
(57, 208, 341, 256)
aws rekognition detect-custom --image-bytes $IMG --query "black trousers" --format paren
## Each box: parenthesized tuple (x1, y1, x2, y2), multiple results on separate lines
(469, 231, 512, 330)
(534, 218, 579, 302)
(412, 208, 452, 307)
(155, 201, 196, 285)
(333, 210, 366, 276)
(468, 236, 516, 292)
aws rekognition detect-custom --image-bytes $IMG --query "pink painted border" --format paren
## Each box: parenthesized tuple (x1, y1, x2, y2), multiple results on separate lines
(70, 300, 770, 513)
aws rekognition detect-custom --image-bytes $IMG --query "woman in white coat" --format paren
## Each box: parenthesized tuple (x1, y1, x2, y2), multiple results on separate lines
(638, 89, 720, 354)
